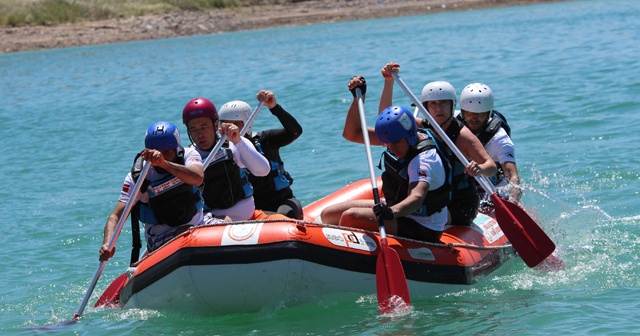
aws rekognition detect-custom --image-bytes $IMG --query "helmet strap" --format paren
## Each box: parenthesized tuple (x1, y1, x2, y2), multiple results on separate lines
(439, 115, 453, 129)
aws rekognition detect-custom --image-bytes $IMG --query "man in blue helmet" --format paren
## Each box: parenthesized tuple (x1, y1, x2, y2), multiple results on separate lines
(321, 99, 451, 243)
(377, 62, 497, 227)
(99, 121, 207, 260)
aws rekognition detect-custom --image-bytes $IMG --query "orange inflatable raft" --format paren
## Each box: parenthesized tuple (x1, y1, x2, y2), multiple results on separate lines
(96, 178, 516, 314)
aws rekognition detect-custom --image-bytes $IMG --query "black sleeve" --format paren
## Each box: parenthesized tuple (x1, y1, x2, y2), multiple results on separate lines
(266, 104, 303, 148)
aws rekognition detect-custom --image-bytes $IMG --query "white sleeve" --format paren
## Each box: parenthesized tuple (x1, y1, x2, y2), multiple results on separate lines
(116, 172, 148, 204)
(230, 137, 270, 177)
(485, 128, 516, 164)
(183, 147, 203, 167)
(407, 148, 445, 190)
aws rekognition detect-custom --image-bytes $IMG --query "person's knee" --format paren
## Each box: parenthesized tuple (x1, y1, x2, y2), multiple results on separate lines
(278, 198, 303, 220)
(278, 205, 299, 220)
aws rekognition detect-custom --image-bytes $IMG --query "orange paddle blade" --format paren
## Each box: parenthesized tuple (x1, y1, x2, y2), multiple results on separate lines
(491, 194, 556, 267)
(94, 273, 127, 308)
(376, 245, 411, 314)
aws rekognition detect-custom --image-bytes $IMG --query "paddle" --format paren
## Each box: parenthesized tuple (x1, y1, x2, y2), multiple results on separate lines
(355, 87, 411, 313)
(392, 73, 555, 268)
(202, 101, 264, 168)
(93, 272, 128, 308)
(241, 101, 264, 137)
(30, 161, 152, 330)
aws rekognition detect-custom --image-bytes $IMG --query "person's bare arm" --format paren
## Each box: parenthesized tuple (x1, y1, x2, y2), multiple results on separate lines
(99, 201, 126, 261)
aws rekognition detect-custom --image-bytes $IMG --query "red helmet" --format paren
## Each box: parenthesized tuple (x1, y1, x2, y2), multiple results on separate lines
(182, 98, 218, 125)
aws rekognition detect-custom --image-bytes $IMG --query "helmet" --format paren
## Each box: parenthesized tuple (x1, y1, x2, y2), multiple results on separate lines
(219, 100, 253, 134)
(145, 121, 180, 151)
(460, 83, 494, 114)
(182, 97, 218, 125)
(420, 81, 457, 114)
(375, 105, 418, 146)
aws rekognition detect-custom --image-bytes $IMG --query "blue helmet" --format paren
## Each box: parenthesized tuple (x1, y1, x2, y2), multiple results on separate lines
(145, 121, 180, 151)
(375, 106, 418, 146)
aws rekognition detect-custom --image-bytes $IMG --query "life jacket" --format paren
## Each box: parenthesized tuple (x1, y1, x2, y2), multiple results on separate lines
(131, 147, 202, 227)
(200, 143, 253, 210)
(457, 110, 512, 185)
(423, 118, 474, 192)
(247, 138, 293, 196)
(458, 110, 511, 145)
(380, 130, 451, 216)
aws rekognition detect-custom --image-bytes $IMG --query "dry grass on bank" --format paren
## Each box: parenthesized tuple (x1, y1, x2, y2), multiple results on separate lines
(0, 0, 295, 27)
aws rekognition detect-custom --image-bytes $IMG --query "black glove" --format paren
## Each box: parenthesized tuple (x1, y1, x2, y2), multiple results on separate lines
(349, 76, 367, 97)
(373, 203, 394, 221)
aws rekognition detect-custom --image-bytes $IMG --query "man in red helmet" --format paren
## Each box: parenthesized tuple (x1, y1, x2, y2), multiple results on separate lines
(182, 97, 270, 222)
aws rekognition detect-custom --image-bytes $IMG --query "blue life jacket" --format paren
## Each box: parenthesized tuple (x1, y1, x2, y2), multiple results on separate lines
(131, 147, 203, 226)
(250, 141, 293, 194)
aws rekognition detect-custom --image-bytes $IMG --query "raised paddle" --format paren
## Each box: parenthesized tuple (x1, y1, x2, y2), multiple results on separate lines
(241, 101, 264, 137)
(31, 161, 152, 330)
(392, 72, 556, 268)
(355, 87, 411, 313)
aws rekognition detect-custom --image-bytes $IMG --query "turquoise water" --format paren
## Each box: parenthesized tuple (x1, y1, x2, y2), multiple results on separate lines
(2, 0, 639, 334)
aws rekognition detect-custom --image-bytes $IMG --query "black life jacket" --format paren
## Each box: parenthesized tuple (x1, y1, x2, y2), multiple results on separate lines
(201, 143, 253, 210)
(458, 110, 511, 145)
(423, 117, 474, 192)
(380, 130, 451, 216)
(131, 147, 201, 227)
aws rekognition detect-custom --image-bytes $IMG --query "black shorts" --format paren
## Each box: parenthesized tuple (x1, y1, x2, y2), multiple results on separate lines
(396, 216, 443, 243)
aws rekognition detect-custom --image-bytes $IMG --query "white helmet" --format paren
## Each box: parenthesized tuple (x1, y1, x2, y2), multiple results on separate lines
(460, 83, 494, 114)
(219, 100, 253, 135)
(420, 81, 457, 114)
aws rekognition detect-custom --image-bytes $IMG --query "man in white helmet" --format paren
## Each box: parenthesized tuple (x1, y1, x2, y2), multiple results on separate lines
(375, 62, 497, 227)
(218, 90, 303, 219)
(457, 83, 521, 202)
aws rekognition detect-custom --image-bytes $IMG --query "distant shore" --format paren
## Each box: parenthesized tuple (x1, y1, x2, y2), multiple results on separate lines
(1, 0, 565, 54)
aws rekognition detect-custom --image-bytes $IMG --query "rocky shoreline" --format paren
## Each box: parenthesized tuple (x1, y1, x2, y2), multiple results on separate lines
(1, 0, 563, 53)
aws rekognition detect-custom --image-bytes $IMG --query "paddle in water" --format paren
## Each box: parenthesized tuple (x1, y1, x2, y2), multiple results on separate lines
(29, 162, 152, 330)
(392, 72, 556, 268)
(355, 87, 411, 313)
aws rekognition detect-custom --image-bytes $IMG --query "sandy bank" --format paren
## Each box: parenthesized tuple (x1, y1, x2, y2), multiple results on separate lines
(1, 0, 565, 53)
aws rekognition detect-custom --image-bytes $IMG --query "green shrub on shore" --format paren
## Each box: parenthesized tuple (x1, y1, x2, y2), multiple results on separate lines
(0, 0, 297, 27)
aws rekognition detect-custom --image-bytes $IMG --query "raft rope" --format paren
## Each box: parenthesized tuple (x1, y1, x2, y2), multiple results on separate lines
(133, 218, 514, 265)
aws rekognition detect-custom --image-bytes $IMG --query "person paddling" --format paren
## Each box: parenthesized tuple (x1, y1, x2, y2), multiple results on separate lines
(457, 83, 521, 203)
(379, 62, 497, 226)
(99, 121, 207, 259)
(320, 75, 450, 243)
(218, 90, 303, 219)
(182, 97, 270, 222)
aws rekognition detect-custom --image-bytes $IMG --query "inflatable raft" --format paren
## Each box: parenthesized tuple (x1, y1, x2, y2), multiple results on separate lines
(95, 178, 517, 314)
